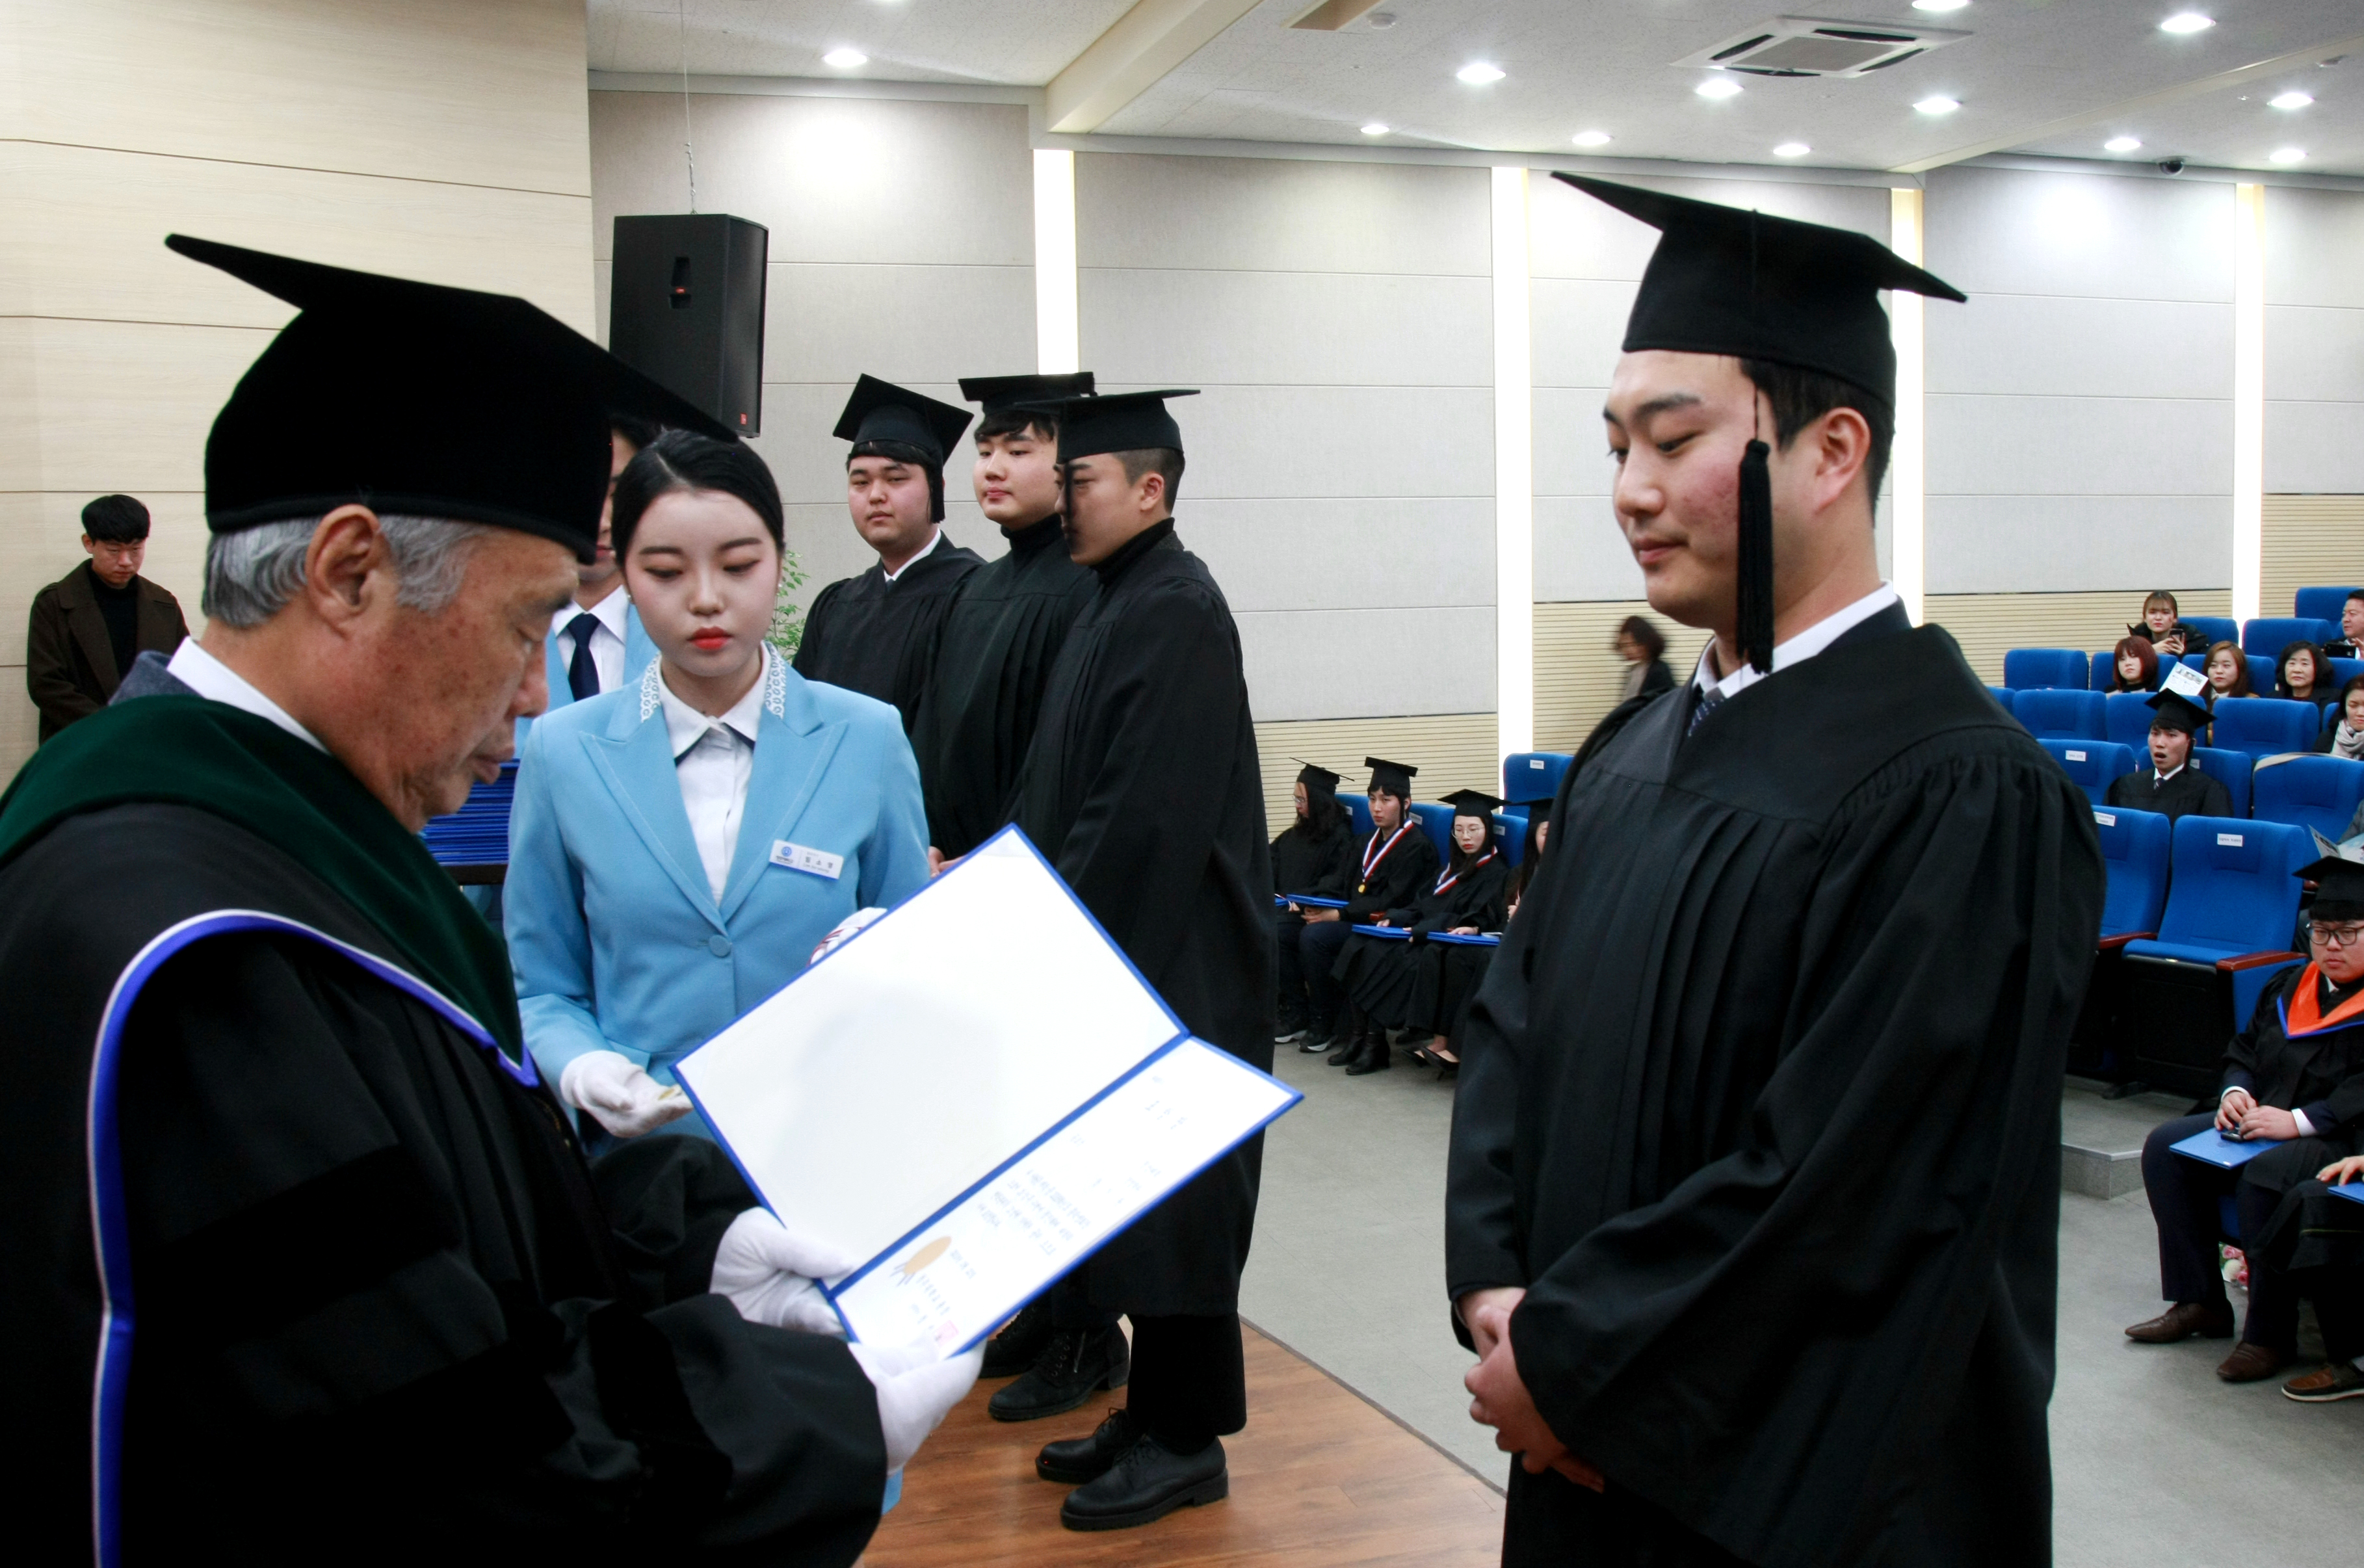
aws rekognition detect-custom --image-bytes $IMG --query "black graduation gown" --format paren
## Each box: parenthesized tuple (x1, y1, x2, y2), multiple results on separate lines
(2103, 764, 2233, 823)
(1010, 518, 1273, 1317)
(2222, 963, 2364, 1141)
(1447, 612, 2103, 1568)
(1337, 853, 1510, 1027)
(0, 804, 885, 1565)
(907, 516, 1097, 857)
(792, 533, 983, 730)
(1344, 821, 1441, 924)
(1271, 813, 1357, 901)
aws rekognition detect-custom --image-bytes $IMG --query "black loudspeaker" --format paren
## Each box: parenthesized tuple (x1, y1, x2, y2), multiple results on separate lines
(609, 213, 768, 435)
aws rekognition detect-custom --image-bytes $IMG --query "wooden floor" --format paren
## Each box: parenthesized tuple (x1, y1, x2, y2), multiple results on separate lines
(861, 1322, 1506, 1567)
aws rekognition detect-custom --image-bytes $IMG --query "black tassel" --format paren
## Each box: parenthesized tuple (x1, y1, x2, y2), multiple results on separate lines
(1736, 439, 1776, 674)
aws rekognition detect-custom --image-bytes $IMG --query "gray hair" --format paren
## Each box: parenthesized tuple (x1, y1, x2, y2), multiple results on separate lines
(202, 514, 493, 627)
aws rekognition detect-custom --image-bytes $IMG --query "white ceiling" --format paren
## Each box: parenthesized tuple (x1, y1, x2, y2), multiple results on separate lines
(589, 0, 2364, 178)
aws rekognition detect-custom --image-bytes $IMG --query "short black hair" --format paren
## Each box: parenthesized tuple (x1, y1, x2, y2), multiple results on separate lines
(610, 413, 662, 453)
(2348, 589, 2364, 608)
(611, 431, 785, 562)
(976, 407, 1057, 444)
(82, 494, 151, 543)
(1739, 359, 1893, 501)
(1105, 447, 1184, 507)
(1616, 614, 1666, 661)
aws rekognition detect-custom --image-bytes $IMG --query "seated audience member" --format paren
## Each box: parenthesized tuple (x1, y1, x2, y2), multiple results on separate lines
(2325, 590, 2364, 660)
(2278, 640, 2328, 706)
(506, 432, 932, 1146)
(2203, 639, 2255, 703)
(1431, 800, 1552, 1077)
(1612, 614, 1675, 703)
(25, 493, 190, 741)
(2132, 589, 2195, 660)
(2315, 675, 2364, 761)
(2106, 634, 2159, 694)
(1271, 760, 1357, 1043)
(1331, 790, 1510, 1077)
(2127, 854, 2364, 1383)
(1296, 757, 1438, 1054)
(2105, 688, 2231, 822)
(2253, 1148, 2364, 1402)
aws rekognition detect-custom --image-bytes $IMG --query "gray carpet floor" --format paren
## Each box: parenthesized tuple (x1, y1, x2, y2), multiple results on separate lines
(1238, 1045, 2364, 1560)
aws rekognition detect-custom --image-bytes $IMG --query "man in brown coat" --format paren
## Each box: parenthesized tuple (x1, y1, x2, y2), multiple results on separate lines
(25, 495, 189, 740)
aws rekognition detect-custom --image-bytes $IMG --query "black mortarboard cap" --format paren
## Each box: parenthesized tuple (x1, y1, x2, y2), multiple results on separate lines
(1024, 389, 1198, 464)
(2298, 854, 2364, 920)
(1555, 176, 1965, 676)
(1293, 758, 1341, 794)
(835, 374, 973, 522)
(1441, 789, 1504, 818)
(960, 371, 1096, 416)
(168, 234, 731, 564)
(1364, 756, 1417, 797)
(2145, 687, 2212, 735)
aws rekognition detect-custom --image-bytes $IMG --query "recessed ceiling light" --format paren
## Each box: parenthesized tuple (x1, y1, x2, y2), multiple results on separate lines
(822, 47, 868, 68)
(2270, 146, 2306, 163)
(2270, 90, 2315, 109)
(1773, 142, 1811, 157)
(1696, 76, 1743, 99)
(1361, 122, 1389, 136)
(1571, 129, 1612, 148)
(1915, 96, 1961, 114)
(1911, 0, 1970, 10)
(1456, 62, 1505, 85)
(2159, 13, 2214, 34)
(2105, 135, 2142, 152)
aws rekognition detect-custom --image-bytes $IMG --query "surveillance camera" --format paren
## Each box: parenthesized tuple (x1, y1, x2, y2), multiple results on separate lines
(2157, 156, 2187, 175)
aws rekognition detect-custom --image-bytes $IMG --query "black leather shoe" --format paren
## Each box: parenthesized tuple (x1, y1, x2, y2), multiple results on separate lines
(990, 1324, 1129, 1422)
(1036, 1407, 1139, 1483)
(1345, 1037, 1391, 1075)
(1059, 1433, 1228, 1531)
(1327, 1017, 1364, 1065)
(982, 1299, 1053, 1378)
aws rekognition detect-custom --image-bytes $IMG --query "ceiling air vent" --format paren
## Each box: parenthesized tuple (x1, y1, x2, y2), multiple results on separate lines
(1674, 16, 1969, 78)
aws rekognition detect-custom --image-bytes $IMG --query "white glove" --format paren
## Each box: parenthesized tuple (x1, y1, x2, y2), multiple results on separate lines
(809, 907, 889, 965)
(847, 1339, 984, 1472)
(711, 1207, 855, 1336)
(559, 1050, 692, 1138)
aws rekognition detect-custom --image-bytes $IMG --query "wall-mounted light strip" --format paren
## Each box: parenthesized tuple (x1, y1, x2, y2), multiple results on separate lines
(1034, 149, 1081, 373)
(2231, 181, 2264, 625)
(1491, 165, 1534, 763)
(1888, 187, 1927, 625)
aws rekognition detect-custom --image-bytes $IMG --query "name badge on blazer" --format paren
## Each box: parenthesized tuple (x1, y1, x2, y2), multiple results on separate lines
(771, 841, 845, 880)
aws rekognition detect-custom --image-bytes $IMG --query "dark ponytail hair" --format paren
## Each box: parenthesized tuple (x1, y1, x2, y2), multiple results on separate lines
(611, 430, 785, 562)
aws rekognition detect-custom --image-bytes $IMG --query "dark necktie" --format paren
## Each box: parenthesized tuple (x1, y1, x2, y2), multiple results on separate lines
(565, 614, 600, 703)
(1687, 686, 1724, 737)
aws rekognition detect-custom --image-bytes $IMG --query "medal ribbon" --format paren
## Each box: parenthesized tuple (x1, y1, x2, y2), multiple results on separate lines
(1361, 821, 1415, 881)
(1433, 849, 1497, 896)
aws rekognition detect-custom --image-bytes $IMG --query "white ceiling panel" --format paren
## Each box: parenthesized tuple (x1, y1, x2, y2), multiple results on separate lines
(588, 0, 1135, 86)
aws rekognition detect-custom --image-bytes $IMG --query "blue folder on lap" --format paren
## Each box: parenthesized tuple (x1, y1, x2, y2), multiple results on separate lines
(2330, 1183, 2364, 1208)
(1429, 932, 1501, 947)
(1350, 924, 1410, 940)
(2171, 1128, 2276, 1169)
(1288, 894, 1347, 909)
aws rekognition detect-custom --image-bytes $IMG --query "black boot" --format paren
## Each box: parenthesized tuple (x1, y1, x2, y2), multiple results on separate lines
(1058, 1431, 1229, 1532)
(1345, 1030, 1391, 1075)
(1328, 1009, 1365, 1066)
(982, 1298, 1055, 1378)
(1036, 1406, 1140, 1483)
(989, 1324, 1129, 1422)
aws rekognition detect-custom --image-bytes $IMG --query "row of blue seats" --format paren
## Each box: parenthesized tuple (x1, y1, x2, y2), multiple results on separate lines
(2037, 736, 2364, 836)
(1991, 686, 2333, 759)
(1328, 753, 1576, 869)
(2004, 646, 2364, 699)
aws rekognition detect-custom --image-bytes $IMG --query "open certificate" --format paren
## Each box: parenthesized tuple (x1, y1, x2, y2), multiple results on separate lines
(672, 826, 1300, 1358)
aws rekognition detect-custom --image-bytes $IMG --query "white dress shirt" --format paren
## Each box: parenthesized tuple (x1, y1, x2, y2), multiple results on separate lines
(166, 639, 326, 751)
(1691, 583, 1904, 704)
(557, 582, 631, 696)
(657, 649, 773, 902)
(880, 529, 941, 585)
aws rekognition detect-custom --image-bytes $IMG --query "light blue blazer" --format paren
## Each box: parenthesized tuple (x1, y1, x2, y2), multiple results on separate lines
(506, 651, 931, 1134)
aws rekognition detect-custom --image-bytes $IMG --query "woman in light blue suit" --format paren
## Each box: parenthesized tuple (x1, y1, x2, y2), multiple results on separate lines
(507, 430, 931, 1144)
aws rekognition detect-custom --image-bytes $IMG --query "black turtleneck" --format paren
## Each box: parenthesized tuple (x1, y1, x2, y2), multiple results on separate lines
(86, 561, 141, 679)
(1090, 516, 1175, 584)
(1003, 514, 1066, 556)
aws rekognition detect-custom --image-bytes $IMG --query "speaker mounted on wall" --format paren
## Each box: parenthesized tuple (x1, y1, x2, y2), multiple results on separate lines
(610, 214, 768, 436)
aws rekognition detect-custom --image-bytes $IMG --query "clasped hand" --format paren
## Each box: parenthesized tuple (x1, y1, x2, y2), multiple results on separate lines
(1458, 1288, 1604, 1493)
(560, 1051, 692, 1138)
(2216, 1088, 2298, 1142)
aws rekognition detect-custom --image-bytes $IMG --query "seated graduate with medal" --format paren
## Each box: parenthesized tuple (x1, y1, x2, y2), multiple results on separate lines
(1332, 790, 1510, 1077)
(505, 432, 933, 1144)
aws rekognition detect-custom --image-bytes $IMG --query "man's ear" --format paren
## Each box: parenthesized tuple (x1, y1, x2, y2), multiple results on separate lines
(1137, 467, 1167, 514)
(302, 505, 389, 629)
(1807, 407, 1873, 514)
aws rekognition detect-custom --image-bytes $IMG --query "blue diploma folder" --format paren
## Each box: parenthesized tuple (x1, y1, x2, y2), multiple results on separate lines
(1286, 894, 1347, 909)
(2330, 1183, 2364, 1209)
(1350, 924, 1410, 940)
(2170, 1128, 2276, 1169)
(1429, 931, 1500, 947)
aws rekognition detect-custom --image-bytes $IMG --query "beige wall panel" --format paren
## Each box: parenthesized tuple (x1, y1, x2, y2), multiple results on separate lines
(1534, 601, 1709, 755)
(4, 317, 270, 493)
(0, 141, 595, 332)
(4, 0, 592, 196)
(0, 491, 205, 665)
(1922, 589, 2233, 686)
(2263, 495, 2364, 616)
(1078, 153, 1489, 276)
(1252, 712, 1499, 841)
(0, 666, 37, 785)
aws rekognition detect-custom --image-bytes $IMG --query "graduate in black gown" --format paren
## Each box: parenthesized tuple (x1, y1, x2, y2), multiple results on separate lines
(1447, 179, 2103, 1567)
(793, 375, 982, 727)
(908, 372, 1099, 860)
(1271, 759, 1359, 1041)
(0, 240, 975, 1567)
(1006, 389, 1274, 1532)
(1300, 756, 1439, 1055)
(1335, 790, 1511, 1077)
(2103, 686, 2234, 822)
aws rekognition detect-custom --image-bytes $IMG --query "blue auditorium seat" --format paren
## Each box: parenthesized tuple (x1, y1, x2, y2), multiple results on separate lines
(2105, 692, 2159, 750)
(2208, 698, 2320, 761)
(2242, 616, 2338, 657)
(2088, 651, 2120, 691)
(2090, 804, 2171, 941)
(2002, 648, 2088, 690)
(1409, 802, 1456, 860)
(2250, 755, 2364, 842)
(1345, 792, 1372, 837)
(2294, 586, 2359, 624)
(2325, 656, 2363, 696)
(2040, 739, 2136, 807)
(2183, 615, 2239, 650)
(2012, 688, 2107, 740)
(2190, 747, 2253, 818)
(1986, 685, 2014, 709)
(1503, 751, 1570, 804)
(2181, 651, 2277, 694)
(1494, 809, 1528, 867)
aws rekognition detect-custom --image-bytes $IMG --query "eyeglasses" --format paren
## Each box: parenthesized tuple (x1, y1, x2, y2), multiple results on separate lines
(2310, 922, 2364, 948)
